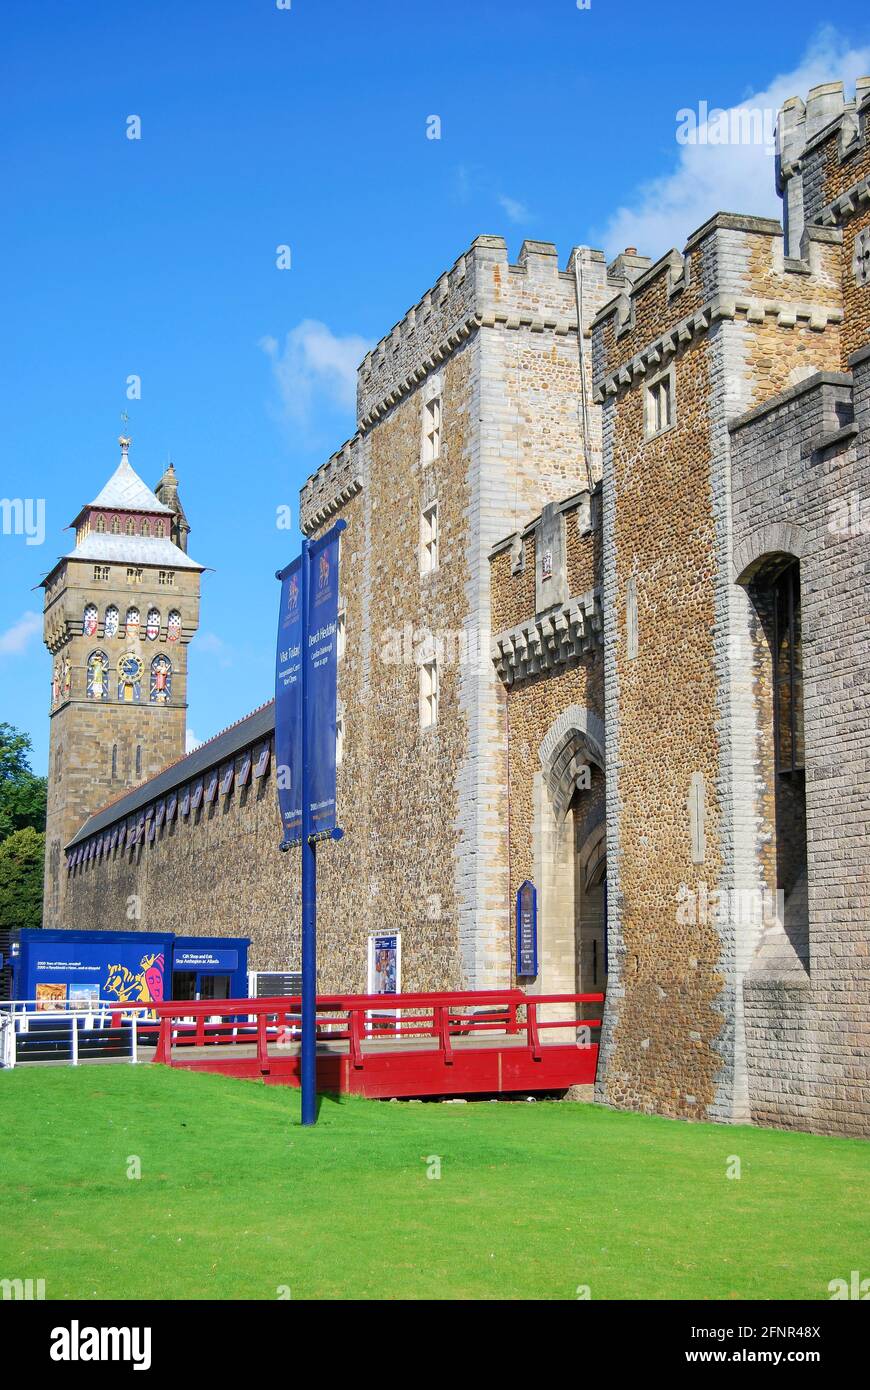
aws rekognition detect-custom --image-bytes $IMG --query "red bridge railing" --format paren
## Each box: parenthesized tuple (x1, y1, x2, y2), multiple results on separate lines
(143, 989, 605, 1098)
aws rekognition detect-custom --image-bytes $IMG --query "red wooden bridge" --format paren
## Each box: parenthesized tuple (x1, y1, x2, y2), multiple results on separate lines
(141, 990, 604, 1098)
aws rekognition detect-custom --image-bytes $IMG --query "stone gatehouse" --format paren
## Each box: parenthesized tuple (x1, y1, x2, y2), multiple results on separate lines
(47, 79, 870, 1137)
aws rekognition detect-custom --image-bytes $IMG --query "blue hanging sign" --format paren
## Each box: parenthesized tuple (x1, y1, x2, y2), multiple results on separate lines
(275, 518, 345, 1130)
(516, 880, 538, 978)
(275, 554, 303, 846)
(305, 527, 341, 837)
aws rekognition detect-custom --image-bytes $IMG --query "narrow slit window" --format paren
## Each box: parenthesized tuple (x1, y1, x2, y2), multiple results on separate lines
(421, 502, 439, 575)
(424, 396, 441, 463)
(773, 560, 804, 774)
(420, 657, 438, 729)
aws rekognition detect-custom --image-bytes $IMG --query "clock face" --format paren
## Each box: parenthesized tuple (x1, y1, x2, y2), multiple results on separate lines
(118, 653, 143, 682)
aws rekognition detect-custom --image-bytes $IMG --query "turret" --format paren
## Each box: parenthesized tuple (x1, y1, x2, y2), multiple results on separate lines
(154, 462, 191, 554)
(777, 78, 870, 257)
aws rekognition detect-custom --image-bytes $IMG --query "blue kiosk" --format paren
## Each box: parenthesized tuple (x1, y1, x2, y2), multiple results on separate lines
(12, 930, 250, 1009)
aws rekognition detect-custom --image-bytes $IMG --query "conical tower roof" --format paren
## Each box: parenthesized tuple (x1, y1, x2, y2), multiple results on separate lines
(90, 441, 173, 514)
(40, 436, 205, 583)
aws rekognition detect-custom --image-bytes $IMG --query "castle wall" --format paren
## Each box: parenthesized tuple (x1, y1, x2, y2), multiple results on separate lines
(591, 208, 847, 1125)
(345, 355, 470, 990)
(729, 360, 870, 1137)
(596, 330, 726, 1121)
(64, 738, 287, 963)
(49, 82, 870, 1136)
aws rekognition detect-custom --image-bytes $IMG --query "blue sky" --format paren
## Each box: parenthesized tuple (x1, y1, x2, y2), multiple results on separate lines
(1, 0, 867, 772)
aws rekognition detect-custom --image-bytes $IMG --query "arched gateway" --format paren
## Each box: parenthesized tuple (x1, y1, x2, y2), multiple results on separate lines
(535, 705, 607, 999)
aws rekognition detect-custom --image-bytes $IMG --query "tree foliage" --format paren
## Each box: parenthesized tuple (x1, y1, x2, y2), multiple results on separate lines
(0, 725, 46, 932)
(0, 722, 47, 843)
(0, 827, 45, 931)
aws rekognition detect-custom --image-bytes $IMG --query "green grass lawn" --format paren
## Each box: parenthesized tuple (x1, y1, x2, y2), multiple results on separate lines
(1, 1065, 867, 1300)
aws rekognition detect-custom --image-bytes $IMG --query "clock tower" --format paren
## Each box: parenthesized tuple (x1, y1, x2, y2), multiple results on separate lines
(41, 437, 204, 928)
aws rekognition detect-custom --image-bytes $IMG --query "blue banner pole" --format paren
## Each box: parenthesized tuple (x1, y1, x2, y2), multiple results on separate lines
(299, 536, 317, 1127)
(276, 517, 345, 1128)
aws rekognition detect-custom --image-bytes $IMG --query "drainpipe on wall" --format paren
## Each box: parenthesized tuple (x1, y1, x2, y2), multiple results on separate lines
(573, 249, 595, 496)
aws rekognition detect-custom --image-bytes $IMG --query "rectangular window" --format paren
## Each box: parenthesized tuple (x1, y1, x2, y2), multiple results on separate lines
(424, 396, 441, 463)
(420, 502, 439, 575)
(126, 566, 143, 584)
(158, 570, 175, 586)
(420, 657, 438, 730)
(645, 370, 675, 438)
(93, 565, 109, 582)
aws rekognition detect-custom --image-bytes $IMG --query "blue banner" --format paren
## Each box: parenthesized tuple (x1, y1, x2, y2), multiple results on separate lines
(275, 554, 303, 845)
(305, 528, 341, 836)
(516, 881, 538, 978)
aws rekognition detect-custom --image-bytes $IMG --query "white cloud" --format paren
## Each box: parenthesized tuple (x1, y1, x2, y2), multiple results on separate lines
(498, 194, 531, 224)
(0, 610, 41, 656)
(260, 319, 371, 426)
(197, 632, 233, 668)
(596, 28, 870, 261)
(454, 166, 533, 226)
(185, 729, 200, 753)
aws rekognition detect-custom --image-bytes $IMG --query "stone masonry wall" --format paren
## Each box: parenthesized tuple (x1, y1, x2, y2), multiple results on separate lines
(591, 209, 847, 1125)
(489, 498, 604, 993)
(597, 332, 726, 1121)
(729, 361, 870, 1137)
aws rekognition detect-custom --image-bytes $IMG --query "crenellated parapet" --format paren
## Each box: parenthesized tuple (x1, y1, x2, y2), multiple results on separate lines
(591, 212, 844, 403)
(299, 435, 363, 536)
(778, 79, 870, 257)
(355, 235, 608, 429)
(356, 241, 482, 428)
(303, 235, 613, 529)
(590, 79, 870, 404)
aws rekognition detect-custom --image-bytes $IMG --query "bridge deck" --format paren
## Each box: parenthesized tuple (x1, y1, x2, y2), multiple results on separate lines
(149, 990, 604, 1099)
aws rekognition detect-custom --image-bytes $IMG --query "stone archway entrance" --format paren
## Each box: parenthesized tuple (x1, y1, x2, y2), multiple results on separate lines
(533, 706, 607, 1002)
(575, 818, 607, 994)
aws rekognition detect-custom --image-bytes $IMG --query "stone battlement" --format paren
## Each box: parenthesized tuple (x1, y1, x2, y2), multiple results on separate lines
(299, 434, 363, 536)
(590, 211, 844, 396)
(303, 236, 611, 530)
(778, 79, 870, 256)
(356, 236, 607, 427)
(778, 79, 870, 171)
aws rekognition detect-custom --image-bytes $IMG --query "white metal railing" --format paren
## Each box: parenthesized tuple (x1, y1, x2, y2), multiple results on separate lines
(0, 998, 154, 1017)
(0, 999, 152, 1068)
(0, 1013, 14, 1069)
